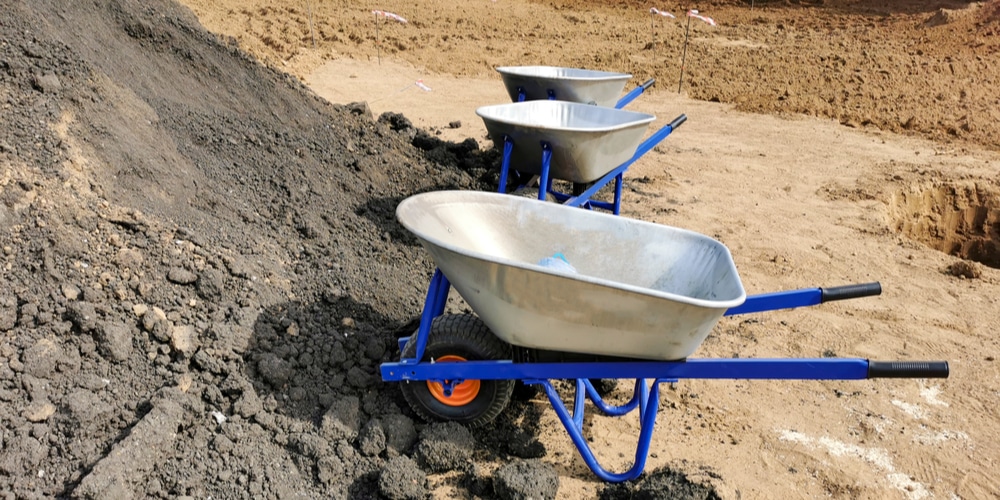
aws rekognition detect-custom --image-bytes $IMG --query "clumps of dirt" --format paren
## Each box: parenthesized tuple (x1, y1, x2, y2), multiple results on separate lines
(890, 181, 1000, 269)
(948, 260, 982, 279)
(493, 459, 560, 500)
(600, 466, 722, 500)
(378, 456, 427, 500)
(0, 1, 727, 498)
(413, 421, 476, 472)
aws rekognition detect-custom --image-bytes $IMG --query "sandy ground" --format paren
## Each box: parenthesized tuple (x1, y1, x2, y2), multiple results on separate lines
(178, 0, 1000, 498)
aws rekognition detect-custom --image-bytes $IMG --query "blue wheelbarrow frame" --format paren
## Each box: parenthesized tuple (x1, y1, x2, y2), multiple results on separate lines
(381, 272, 948, 483)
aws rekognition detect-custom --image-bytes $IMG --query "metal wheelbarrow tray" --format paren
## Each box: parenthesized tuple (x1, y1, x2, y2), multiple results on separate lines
(395, 190, 745, 360)
(497, 65, 653, 109)
(477, 100, 656, 185)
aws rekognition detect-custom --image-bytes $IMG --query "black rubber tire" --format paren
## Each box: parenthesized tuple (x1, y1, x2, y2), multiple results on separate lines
(400, 314, 514, 428)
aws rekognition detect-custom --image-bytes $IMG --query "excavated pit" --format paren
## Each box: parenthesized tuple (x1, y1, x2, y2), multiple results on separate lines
(891, 182, 1000, 269)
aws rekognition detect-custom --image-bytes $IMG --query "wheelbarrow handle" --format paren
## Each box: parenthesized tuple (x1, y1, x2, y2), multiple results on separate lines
(726, 281, 881, 316)
(667, 114, 687, 131)
(868, 361, 949, 379)
(822, 282, 881, 302)
(633, 114, 686, 159)
(615, 78, 657, 109)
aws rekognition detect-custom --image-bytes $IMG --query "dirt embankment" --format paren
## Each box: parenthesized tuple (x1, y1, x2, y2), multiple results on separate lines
(0, 0, 555, 498)
(182, 0, 1000, 151)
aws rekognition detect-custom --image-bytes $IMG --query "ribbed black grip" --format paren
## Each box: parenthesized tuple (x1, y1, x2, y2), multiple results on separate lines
(868, 361, 949, 379)
(669, 114, 687, 130)
(641, 78, 656, 90)
(821, 282, 881, 302)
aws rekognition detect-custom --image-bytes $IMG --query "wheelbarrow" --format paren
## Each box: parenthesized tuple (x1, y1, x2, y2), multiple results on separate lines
(476, 100, 686, 214)
(379, 191, 950, 483)
(497, 65, 656, 109)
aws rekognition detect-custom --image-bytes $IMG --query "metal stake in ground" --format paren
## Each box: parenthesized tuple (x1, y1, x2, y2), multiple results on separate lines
(678, 10, 716, 93)
(307, 0, 316, 49)
(374, 12, 381, 65)
(678, 13, 691, 93)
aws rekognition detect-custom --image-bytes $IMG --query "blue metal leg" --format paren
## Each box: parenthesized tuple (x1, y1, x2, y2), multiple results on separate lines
(613, 173, 624, 215)
(535, 379, 663, 483)
(406, 269, 451, 363)
(498, 136, 514, 194)
(583, 379, 642, 417)
(538, 143, 553, 202)
(572, 379, 586, 430)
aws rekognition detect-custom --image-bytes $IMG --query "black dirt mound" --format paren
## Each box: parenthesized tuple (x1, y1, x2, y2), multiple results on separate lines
(0, 0, 719, 498)
(0, 0, 492, 497)
(601, 466, 723, 500)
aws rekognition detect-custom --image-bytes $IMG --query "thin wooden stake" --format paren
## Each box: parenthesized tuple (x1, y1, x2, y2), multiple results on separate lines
(307, 0, 316, 49)
(375, 12, 381, 65)
(678, 14, 691, 93)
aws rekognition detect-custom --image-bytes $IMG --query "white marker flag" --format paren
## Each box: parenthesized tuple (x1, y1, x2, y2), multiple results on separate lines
(687, 9, 716, 26)
(372, 10, 407, 23)
(650, 8, 675, 18)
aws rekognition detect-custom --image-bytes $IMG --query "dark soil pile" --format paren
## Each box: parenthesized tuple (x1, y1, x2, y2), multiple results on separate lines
(0, 0, 506, 497)
(0, 0, 718, 498)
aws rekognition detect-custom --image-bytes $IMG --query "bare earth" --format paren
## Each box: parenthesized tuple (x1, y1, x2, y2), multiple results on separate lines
(183, 0, 999, 498)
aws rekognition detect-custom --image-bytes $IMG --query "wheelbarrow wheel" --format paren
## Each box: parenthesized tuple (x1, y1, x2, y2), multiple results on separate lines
(400, 314, 514, 428)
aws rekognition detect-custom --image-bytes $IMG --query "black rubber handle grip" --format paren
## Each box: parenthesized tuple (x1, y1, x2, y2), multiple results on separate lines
(820, 282, 881, 302)
(868, 361, 949, 379)
(641, 78, 656, 90)
(669, 114, 687, 130)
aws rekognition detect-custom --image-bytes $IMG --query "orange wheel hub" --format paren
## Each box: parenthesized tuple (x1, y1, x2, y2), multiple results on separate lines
(427, 355, 480, 406)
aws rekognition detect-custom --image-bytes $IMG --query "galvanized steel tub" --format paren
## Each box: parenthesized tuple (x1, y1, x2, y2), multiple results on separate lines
(396, 190, 747, 360)
(476, 100, 654, 184)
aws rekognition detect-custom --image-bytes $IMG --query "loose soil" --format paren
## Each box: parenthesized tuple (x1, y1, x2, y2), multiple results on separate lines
(1, 0, 999, 499)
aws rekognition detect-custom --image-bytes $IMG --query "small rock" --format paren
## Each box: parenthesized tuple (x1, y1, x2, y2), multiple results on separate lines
(32, 73, 61, 93)
(341, 317, 356, 329)
(25, 401, 56, 422)
(317, 454, 344, 486)
(234, 387, 263, 418)
(320, 396, 360, 441)
(358, 419, 386, 456)
(132, 304, 148, 317)
(115, 248, 144, 268)
(257, 354, 293, 387)
(493, 459, 559, 500)
(0, 301, 16, 332)
(448, 120, 462, 129)
(948, 261, 981, 279)
(378, 112, 413, 132)
(379, 456, 426, 500)
(365, 337, 385, 360)
(64, 390, 112, 427)
(345, 101, 373, 120)
(142, 307, 170, 342)
(66, 302, 99, 333)
(167, 267, 198, 285)
(170, 325, 197, 355)
(22, 338, 62, 379)
(59, 283, 80, 300)
(414, 422, 474, 472)
(347, 366, 372, 388)
(382, 413, 417, 456)
(94, 322, 133, 362)
(196, 268, 224, 300)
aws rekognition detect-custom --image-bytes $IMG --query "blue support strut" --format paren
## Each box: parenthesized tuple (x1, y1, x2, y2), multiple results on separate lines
(530, 378, 665, 482)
